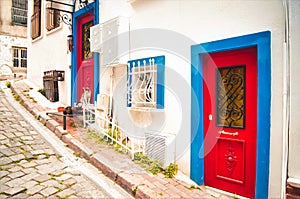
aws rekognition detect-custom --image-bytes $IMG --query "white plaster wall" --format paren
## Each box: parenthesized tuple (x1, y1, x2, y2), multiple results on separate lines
(27, 1, 72, 106)
(100, 0, 286, 197)
(0, 35, 27, 67)
(288, 0, 300, 181)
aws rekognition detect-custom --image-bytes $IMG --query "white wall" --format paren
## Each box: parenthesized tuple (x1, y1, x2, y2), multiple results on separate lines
(27, 1, 72, 106)
(100, 0, 286, 197)
(288, 0, 300, 181)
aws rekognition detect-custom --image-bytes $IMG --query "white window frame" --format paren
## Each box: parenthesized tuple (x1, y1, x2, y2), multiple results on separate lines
(12, 47, 27, 68)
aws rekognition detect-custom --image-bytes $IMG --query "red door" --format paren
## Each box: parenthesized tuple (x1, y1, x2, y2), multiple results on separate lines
(203, 47, 257, 198)
(77, 12, 94, 103)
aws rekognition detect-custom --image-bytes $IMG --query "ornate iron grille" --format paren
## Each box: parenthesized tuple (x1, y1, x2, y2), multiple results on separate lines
(216, 65, 245, 128)
(127, 59, 157, 108)
(82, 21, 93, 60)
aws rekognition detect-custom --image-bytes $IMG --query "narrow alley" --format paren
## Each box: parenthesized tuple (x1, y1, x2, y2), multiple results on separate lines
(0, 83, 132, 198)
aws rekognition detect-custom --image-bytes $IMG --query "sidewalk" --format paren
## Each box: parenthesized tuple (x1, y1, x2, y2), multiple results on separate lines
(10, 79, 232, 199)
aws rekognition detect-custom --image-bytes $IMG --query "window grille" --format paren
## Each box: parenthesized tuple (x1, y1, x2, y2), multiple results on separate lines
(46, 8, 60, 31)
(127, 56, 165, 109)
(31, 0, 41, 39)
(12, 47, 27, 68)
(11, 0, 28, 26)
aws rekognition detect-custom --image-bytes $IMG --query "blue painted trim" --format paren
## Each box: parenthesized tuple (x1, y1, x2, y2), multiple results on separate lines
(127, 55, 165, 109)
(93, 0, 100, 101)
(71, 2, 96, 106)
(190, 31, 271, 199)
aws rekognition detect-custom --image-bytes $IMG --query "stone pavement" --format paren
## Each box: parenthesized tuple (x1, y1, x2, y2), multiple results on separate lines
(8, 80, 233, 199)
(0, 87, 125, 198)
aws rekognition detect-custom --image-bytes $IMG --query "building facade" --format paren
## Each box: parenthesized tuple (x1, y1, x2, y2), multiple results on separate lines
(91, 0, 300, 198)
(27, 0, 300, 198)
(0, 0, 28, 80)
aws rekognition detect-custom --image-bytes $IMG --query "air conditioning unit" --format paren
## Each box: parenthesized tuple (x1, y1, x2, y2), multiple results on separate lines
(145, 132, 176, 167)
(90, 16, 130, 66)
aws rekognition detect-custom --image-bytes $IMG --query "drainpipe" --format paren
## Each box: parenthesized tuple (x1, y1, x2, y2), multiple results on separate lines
(281, 0, 290, 198)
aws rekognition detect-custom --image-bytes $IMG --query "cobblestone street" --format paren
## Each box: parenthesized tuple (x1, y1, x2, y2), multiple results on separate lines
(0, 87, 131, 198)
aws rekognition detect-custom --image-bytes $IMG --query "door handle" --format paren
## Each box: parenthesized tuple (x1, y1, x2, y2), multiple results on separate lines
(218, 130, 239, 136)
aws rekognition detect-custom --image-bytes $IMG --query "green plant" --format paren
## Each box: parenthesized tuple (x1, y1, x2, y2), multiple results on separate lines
(6, 81, 11, 88)
(163, 163, 178, 178)
(13, 94, 20, 101)
(132, 185, 138, 195)
(146, 160, 163, 175)
(38, 88, 46, 97)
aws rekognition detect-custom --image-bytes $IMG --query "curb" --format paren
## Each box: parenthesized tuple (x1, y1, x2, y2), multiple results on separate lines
(10, 83, 152, 199)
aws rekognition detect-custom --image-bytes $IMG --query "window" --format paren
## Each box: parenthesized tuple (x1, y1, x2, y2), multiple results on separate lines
(82, 21, 93, 60)
(12, 47, 27, 68)
(127, 56, 165, 109)
(11, 0, 28, 26)
(46, 8, 60, 31)
(31, 0, 41, 39)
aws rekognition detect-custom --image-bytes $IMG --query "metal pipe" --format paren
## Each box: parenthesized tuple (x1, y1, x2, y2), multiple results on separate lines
(281, 0, 291, 198)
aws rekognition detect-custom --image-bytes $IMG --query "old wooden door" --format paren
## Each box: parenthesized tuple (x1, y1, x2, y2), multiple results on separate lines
(203, 47, 257, 198)
(77, 12, 94, 103)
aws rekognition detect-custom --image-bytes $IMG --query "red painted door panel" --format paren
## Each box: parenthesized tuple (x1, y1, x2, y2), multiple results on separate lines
(203, 47, 257, 198)
(77, 12, 94, 103)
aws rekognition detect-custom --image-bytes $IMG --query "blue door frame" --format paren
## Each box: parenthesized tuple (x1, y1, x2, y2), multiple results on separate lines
(71, 1, 100, 106)
(191, 31, 271, 198)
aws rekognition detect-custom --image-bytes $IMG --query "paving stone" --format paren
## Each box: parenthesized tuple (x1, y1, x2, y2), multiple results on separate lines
(0, 170, 9, 178)
(0, 184, 10, 193)
(20, 161, 37, 168)
(62, 177, 77, 187)
(22, 167, 37, 174)
(10, 193, 28, 199)
(27, 193, 43, 199)
(56, 173, 72, 181)
(7, 171, 25, 179)
(40, 187, 58, 197)
(0, 148, 14, 156)
(37, 154, 47, 159)
(3, 132, 15, 139)
(8, 165, 22, 172)
(19, 121, 28, 126)
(51, 169, 66, 177)
(0, 157, 13, 165)
(36, 163, 56, 174)
(41, 180, 60, 188)
(21, 180, 38, 189)
(56, 188, 76, 197)
(3, 187, 26, 196)
(14, 132, 25, 137)
(0, 176, 11, 184)
(29, 131, 38, 135)
(20, 135, 33, 141)
(9, 147, 22, 154)
(21, 172, 40, 181)
(0, 133, 7, 140)
(26, 185, 45, 195)
(9, 154, 25, 162)
(5, 177, 26, 187)
(34, 174, 52, 183)
(68, 195, 79, 199)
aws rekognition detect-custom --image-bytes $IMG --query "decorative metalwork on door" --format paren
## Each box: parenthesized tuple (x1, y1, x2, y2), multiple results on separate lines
(216, 65, 245, 128)
(82, 21, 93, 60)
